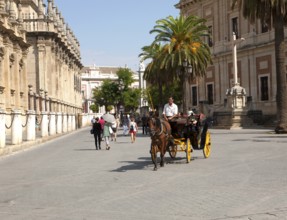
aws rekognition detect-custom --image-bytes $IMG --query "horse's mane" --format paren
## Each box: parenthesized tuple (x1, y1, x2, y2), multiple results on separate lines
(155, 118, 161, 128)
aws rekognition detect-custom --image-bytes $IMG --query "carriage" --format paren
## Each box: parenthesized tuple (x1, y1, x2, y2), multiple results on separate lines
(167, 114, 212, 163)
(148, 113, 212, 170)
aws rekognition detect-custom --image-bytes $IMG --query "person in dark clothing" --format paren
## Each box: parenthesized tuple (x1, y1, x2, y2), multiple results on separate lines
(92, 117, 102, 150)
(141, 114, 148, 135)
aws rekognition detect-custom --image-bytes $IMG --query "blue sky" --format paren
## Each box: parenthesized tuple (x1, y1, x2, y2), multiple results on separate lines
(55, 0, 180, 71)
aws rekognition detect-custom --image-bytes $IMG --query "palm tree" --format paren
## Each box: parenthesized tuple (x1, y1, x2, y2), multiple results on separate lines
(232, 0, 287, 133)
(139, 43, 175, 111)
(149, 15, 212, 114)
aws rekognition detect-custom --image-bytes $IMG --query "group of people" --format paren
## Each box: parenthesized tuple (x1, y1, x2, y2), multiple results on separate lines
(91, 115, 120, 150)
(91, 114, 139, 150)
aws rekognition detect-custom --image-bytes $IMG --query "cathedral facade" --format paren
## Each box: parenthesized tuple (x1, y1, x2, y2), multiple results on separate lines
(0, 0, 83, 153)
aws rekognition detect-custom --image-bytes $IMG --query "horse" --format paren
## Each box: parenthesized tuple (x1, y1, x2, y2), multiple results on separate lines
(147, 115, 172, 171)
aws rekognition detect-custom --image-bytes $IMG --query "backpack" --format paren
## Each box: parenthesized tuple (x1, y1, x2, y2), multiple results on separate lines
(130, 125, 134, 131)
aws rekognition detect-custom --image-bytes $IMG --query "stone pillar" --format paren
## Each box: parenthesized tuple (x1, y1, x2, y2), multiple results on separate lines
(67, 114, 72, 132)
(28, 85, 34, 110)
(49, 112, 56, 135)
(11, 109, 22, 145)
(40, 111, 48, 137)
(56, 112, 62, 134)
(62, 113, 67, 133)
(71, 114, 75, 131)
(26, 110, 36, 141)
(0, 109, 5, 148)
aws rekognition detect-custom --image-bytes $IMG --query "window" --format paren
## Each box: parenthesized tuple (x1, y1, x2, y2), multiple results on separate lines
(260, 76, 269, 101)
(207, 84, 214, 105)
(261, 21, 269, 33)
(192, 86, 198, 106)
(232, 17, 239, 39)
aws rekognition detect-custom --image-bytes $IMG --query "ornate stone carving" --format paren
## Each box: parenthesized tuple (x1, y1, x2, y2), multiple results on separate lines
(9, 53, 15, 68)
(0, 47, 4, 61)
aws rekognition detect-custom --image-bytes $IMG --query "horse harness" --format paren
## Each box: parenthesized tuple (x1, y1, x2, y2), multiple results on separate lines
(149, 118, 171, 145)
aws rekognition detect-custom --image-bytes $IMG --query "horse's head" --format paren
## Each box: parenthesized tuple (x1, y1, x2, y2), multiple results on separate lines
(147, 116, 162, 137)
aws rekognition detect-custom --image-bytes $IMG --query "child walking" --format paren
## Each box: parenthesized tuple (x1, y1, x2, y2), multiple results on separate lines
(129, 117, 138, 143)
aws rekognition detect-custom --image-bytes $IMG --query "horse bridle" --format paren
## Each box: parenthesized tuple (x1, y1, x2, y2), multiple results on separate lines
(149, 117, 169, 138)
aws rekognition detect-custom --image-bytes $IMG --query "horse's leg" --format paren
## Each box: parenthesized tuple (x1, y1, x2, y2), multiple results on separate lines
(150, 144, 158, 171)
(160, 144, 165, 167)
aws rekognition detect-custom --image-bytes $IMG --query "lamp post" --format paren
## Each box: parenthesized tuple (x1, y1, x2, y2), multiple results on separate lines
(117, 80, 124, 114)
(182, 60, 193, 114)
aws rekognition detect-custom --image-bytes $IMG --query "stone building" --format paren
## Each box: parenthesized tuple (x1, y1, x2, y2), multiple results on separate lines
(176, 0, 284, 126)
(0, 0, 83, 154)
(81, 65, 139, 114)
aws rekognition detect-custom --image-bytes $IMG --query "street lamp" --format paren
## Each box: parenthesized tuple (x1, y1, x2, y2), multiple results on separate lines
(182, 60, 193, 114)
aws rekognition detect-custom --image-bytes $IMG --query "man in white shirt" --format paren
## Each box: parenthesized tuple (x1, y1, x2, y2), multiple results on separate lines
(163, 97, 178, 121)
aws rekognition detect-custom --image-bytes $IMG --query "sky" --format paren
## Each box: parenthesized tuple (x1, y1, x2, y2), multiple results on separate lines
(55, 0, 180, 71)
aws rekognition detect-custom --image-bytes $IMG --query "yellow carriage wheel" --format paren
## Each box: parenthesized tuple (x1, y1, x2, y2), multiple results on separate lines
(203, 131, 211, 158)
(185, 138, 192, 163)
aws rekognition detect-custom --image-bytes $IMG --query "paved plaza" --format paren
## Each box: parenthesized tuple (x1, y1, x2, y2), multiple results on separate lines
(0, 127, 287, 220)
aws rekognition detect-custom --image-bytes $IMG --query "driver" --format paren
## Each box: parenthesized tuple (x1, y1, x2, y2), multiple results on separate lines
(163, 97, 178, 121)
(163, 97, 178, 143)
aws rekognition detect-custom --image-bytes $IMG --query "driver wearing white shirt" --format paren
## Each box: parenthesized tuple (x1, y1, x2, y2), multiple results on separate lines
(163, 97, 178, 121)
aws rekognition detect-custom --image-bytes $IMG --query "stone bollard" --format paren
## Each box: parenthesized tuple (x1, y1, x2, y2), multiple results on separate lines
(56, 112, 62, 134)
(41, 111, 49, 137)
(67, 114, 72, 132)
(11, 110, 22, 145)
(49, 112, 56, 136)
(26, 110, 36, 141)
(62, 114, 68, 133)
(71, 114, 76, 131)
(0, 109, 5, 148)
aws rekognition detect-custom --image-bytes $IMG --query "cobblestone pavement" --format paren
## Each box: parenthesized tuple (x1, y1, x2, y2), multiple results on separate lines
(0, 127, 287, 220)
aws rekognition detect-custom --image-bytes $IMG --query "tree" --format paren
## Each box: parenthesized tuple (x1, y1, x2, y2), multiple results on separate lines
(139, 43, 173, 111)
(143, 15, 212, 114)
(232, 0, 287, 133)
(92, 79, 118, 113)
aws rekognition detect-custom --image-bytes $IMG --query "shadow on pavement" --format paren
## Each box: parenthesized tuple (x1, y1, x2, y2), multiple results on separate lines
(111, 157, 152, 172)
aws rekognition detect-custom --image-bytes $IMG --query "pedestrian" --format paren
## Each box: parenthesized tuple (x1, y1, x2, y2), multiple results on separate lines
(99, 116, 105, 141)
(92, 117, 102, 150)
(122, 115, 129, 136)
(91, 116, 96, 124)
(103, 121, 112, 150)
(111, 115, 120, 142)
(141, 114, 148, 135)
(129, 117, 138, 143)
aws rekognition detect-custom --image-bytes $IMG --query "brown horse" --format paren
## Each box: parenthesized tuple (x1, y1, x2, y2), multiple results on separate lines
(148, 116, 172, 171)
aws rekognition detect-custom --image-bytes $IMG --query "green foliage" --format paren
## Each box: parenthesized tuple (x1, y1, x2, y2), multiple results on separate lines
(122, 88, 141, 112)
(147, 83, 181, 110)
(91, 67, 141, 113)
(106, 105, 113, 112)
(89, 104, 98, 113)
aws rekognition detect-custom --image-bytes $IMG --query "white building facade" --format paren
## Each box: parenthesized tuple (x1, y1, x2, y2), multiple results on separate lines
(81, 65, 139, 114)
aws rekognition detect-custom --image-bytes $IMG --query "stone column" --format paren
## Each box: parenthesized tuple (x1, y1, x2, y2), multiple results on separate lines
(40, 111, 48, 137)
(71, 114, 75, 131)
(0, 109, 5, 148)
(49, 112, 56, 135)
(26, 110, 36, 141)
(28, 85, 34, 110)
(62, 113, 67, 133)
(11, 109, 22, 145)
(67, 114, 72, 132)
(56, 112, 62, 134)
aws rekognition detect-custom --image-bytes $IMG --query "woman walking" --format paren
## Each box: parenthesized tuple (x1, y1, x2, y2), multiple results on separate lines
(103, 121, 111, 150)
(129, 117, 138, 143)
(92, 117, 102, 150)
